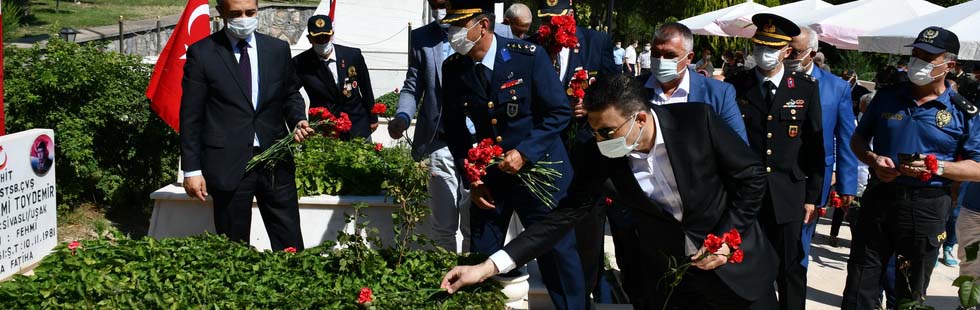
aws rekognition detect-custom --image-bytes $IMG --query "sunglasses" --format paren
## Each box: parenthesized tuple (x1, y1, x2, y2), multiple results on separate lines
(594, 113, 636, 140)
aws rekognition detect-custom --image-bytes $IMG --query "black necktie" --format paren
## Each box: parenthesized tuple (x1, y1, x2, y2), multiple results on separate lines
(764, 80, 776, 107)
(322, 59, 338, 86)
(554, 57, 561, 76)
(475, 63, 490, 92)
(237, 40, 252, 104)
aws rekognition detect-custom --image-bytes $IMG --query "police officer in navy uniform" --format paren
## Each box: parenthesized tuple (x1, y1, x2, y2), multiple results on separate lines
(726, 13, 825, 310)
(293, 15, 377, 140)
(438, 1, 587, 309)
(841, 27, 980, 309)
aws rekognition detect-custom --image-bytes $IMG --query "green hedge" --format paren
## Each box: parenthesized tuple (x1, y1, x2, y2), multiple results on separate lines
(294, 136, 420, 197)
(3, 39, 179, 214)
(0, 234, 505, 309)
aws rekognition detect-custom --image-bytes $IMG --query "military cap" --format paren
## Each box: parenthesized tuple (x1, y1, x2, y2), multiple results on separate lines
(537, 0, 573, 17)
(906, 26, 960, 55)
(750, 13, 800, 48)
(441, 0, 494, 24)
(307, 15, 333, 37)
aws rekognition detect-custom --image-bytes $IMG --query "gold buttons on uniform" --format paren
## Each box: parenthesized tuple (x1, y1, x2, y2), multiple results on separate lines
(464, 102, 468, 107)
(790, 109, 797, 115)
(488, 101, 494, 108)
(496, 136, 503, 142)
(491, 118, 498, 125)
(742, 114, 746, 118)
(767, 115, 773, 121)
(512, 96, 518, 101)
(767, 132, 773, 139)
(792, 116, 797, 120)
(766, 167, 772, 173)
(767, 149, 772, 156)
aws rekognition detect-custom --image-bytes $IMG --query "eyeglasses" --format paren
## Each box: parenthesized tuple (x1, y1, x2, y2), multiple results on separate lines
(594, 113, 636, 140)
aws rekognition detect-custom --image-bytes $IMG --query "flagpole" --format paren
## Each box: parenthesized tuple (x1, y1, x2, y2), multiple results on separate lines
(1, 0, 7, 136)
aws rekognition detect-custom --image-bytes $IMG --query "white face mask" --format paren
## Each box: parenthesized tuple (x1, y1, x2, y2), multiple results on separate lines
(907, 57, 947, 86)
(448, 20, 483, 55)
(226, 17, 258, 40)
(433, 9, 449, 28)
(753, 45, 783, 71)
(313, 41, 334, 58)
(784, 48, 812, 73)
(651, 56, 683, 84)
(644, 46, 652, 52)
(597, 114, 645, 158)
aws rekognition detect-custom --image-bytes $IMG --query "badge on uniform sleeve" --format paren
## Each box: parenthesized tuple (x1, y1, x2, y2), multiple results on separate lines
(507, 102, 519, 117)
(787, 77, 796, 89)
(788, 125, 799, 138)
(936, 110, 952, 128)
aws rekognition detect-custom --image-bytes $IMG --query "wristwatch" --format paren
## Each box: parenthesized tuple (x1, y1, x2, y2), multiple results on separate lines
(937, 160, 945, 176)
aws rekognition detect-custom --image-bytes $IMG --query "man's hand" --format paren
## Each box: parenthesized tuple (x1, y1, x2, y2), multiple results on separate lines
(572, 98, 586, 118)
(498, 149, 527, 174)
(874, 155, 901, 183)
(388, 117, 408, 139)
(803, 203, 817, 223)
(898, 155, 928, 178)
(840, 194, 855, 207)
(440, 260, 498, 294)
(183, 176, 208, 202)
(293, 120, 315, 143)
(691, 243, 731, 271)
(369, 122, 379, 133)
(470, 181, 496, 210)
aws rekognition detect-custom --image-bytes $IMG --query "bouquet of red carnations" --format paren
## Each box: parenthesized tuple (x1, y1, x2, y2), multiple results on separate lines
(245, 107, 352, 172)
(464, 138, 563, 209)
(662, 229, 744, 310)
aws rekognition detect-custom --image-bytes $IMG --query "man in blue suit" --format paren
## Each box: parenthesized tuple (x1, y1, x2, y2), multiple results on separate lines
(786, 26, 857, 269)
(389, 0, 472, 253)
(440, 1, 586, 308)
(639, 23, 748, 143)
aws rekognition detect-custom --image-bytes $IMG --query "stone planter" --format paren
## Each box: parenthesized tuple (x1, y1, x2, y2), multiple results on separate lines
(494, 271, 531, 309)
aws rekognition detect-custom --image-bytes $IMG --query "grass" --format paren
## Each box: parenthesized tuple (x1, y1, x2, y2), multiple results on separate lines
(11, 0, 322, 40)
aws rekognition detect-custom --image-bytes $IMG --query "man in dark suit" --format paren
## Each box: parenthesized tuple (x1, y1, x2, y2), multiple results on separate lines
(441, 74, 779, 310)
(180, 0, 311, 251)
(439, 0, 586, 308)
(292, 15, 377, 140)
(725, 14, 824, 310)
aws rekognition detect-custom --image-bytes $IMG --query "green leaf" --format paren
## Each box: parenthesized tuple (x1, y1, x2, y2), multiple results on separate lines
(966, 241, 980, 262)
(958, 278, 980, 307)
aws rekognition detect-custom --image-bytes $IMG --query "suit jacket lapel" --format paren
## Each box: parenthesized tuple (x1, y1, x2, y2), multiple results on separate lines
(335, 48, 348, 91)
(311, 52, 342, 104)
(687, 70, 706, 103)
(256, 35, 273, 111)
(213, 33, 253, 110)
(653, 107, 695, 220)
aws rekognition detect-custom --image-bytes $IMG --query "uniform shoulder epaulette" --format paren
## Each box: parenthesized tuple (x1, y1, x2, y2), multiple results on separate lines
(444, 53, 463, 65)
(505, 42, 537, 55)
(950, 92, 979, 117)
(789, 70, 816, 83)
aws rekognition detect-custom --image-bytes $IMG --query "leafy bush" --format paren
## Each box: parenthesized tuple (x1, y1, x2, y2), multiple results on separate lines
(0, 234, 504, 309)
(293, 136, 417, 197)
(1, 1, 24, 42)
(3, 39, 179, 214)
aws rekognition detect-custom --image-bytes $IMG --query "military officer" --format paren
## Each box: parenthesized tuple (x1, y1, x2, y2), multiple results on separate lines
(292, 15, 377, 140)
(726, 13, 825, 310)
(438, 0, 586, 309)
(841, 27, 980, 309)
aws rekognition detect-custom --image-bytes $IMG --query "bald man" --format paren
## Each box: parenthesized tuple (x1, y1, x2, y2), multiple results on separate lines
(495, 3, 531, 39)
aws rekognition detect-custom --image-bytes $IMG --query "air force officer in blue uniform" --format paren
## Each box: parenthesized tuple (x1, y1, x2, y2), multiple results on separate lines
(439, 1, 586, 309)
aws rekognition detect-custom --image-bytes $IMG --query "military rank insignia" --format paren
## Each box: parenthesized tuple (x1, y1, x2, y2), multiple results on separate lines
(936, 110, 952, 128)
(507, 102, 519, 117)
(788, 125, 799, 138)
(348, 66, 357, 77)
(787, 77, 795, 89)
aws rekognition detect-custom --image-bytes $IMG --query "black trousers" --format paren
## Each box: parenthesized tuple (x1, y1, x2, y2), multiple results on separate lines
(830, 205, 848, 237)
(574, 197, 607, 304)
(209, 161, 304, 251)
(631, 268, 754, 310)
(757, 193, 807, 310)
(841, 183, 951, 309)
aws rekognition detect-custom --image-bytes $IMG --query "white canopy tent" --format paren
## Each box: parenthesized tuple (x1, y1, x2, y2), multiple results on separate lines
(858, 0, 980, 61)
(803, 0, 943, 50)
(678, 0, 768, 37)
(716, 0, 833, 38)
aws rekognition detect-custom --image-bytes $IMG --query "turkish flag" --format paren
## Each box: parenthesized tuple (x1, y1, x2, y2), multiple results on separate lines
(146, 0, 211, 132)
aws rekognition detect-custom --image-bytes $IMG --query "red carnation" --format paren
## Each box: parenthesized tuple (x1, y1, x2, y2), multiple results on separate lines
(574, 69, 588, 81)
(722, 229, 742, 250)
(729, 249, 744, 263)
(371, 103, 387, 115)
(284, 247, 297, 253)
(335, 113, 353, 133)
(573, 88, 585, 99)
(358, 287, 373, 304)
(537, 24, 552, 39)
(703, 234, 724, 253)
(374, 143, 383, 152)
(67, 240, 81, 255)
(605, 197, 613, 206)
(817, 207, 827, 217)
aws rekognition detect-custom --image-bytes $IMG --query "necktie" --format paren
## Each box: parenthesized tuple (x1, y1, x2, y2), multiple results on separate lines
(237, 39, 252, 104)
(322, 59, 337, 86)
(475, 63, 490, 92)
(554, 57, 562, 77)
(764, 80, 776, 107)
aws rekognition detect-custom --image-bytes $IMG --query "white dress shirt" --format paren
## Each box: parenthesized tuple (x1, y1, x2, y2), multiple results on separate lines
(321, 46, 339, 85)
(184, 30, 260, 178)
(489, 109, 694, 273)
(557, 47, 570, 80)
(645, 69, 691, 105)
(755, 65, 784, 96)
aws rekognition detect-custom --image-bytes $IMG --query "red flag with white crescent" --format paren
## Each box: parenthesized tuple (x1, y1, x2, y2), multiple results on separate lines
(146, 0, 211, 132)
